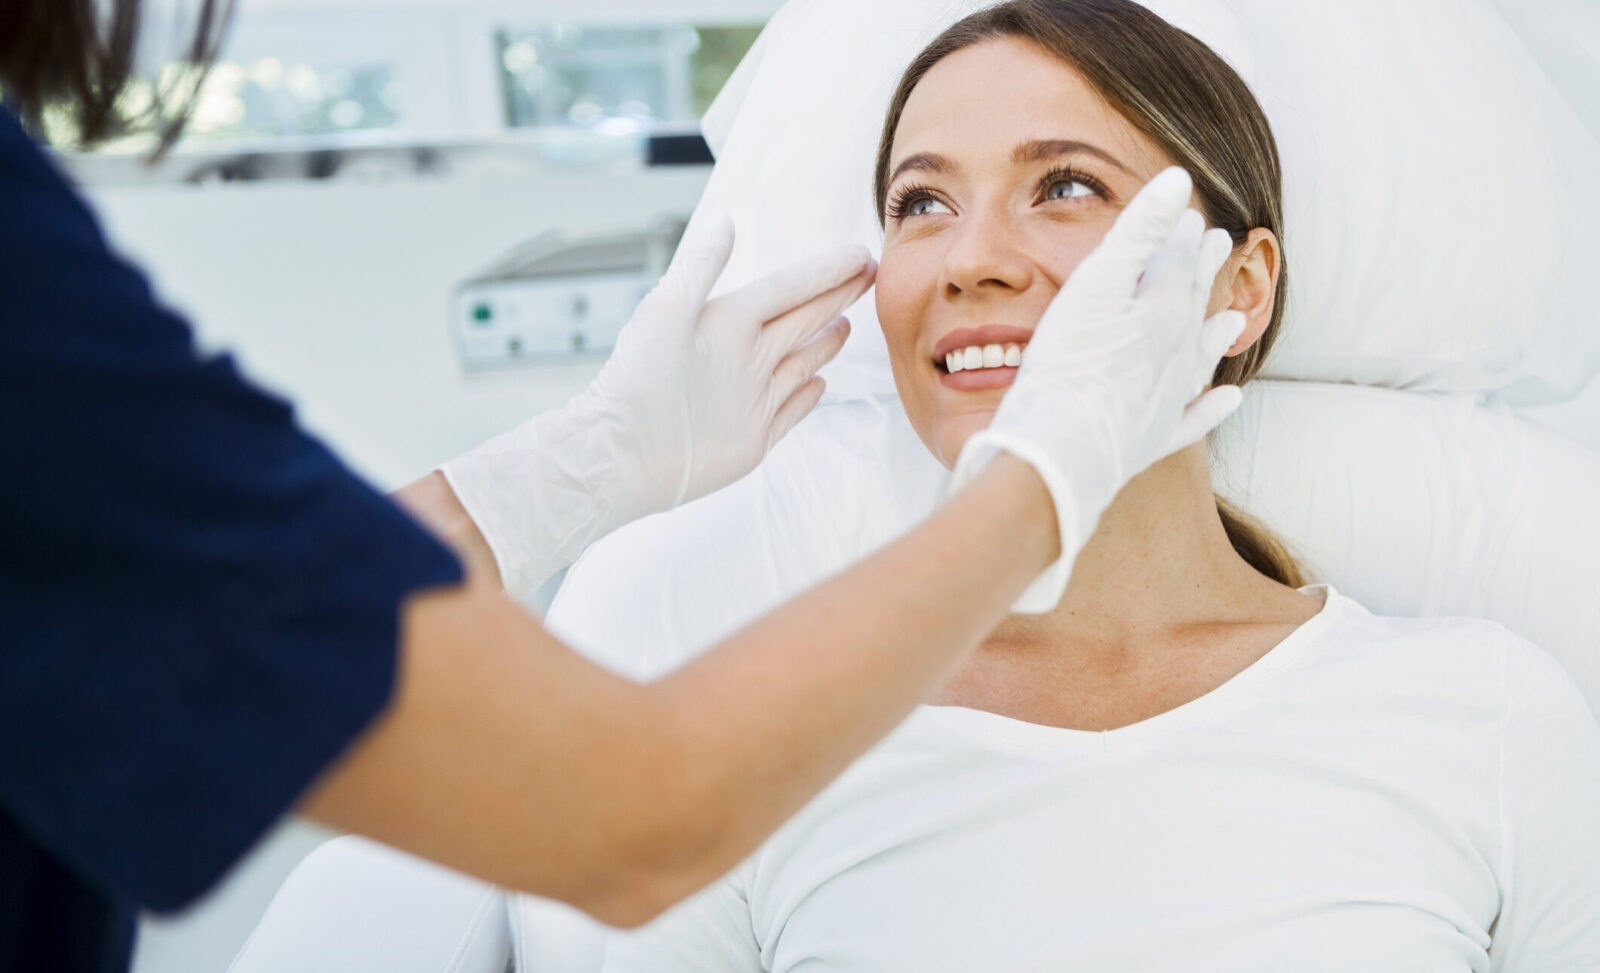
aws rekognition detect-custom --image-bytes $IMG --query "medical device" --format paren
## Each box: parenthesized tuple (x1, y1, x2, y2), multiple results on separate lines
(450, 218, 687, 369)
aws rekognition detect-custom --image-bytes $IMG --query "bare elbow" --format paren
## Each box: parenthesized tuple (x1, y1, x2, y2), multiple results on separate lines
(563, 739, 734, 928)
(579, 880, 676, 929)
(569, 820, 726, 929)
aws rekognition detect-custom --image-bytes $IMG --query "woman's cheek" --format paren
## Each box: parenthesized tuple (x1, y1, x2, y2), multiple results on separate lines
(873, 248, 947, 450)
(1027, 221, 1108, 284)
(872, 251, 926, 371)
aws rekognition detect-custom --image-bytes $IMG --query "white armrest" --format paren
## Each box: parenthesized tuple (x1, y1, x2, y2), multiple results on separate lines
(509, 895, 609, 973)
(228, 835, 510, 973)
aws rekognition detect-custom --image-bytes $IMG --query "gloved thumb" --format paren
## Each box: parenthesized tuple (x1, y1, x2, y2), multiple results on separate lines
(656, 215, 737, 312)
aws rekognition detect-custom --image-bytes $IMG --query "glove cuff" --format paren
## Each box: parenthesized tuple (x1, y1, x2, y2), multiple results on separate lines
(439, 398, 649, 600)
(949, 427, 1115, 615)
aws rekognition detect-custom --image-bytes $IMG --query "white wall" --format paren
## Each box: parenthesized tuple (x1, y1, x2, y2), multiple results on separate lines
(89, 167, 712, 490)
(90, 167, 710, 973)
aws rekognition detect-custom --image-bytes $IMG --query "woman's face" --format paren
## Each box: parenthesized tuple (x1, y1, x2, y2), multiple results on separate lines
(877, 37, 1217, 468)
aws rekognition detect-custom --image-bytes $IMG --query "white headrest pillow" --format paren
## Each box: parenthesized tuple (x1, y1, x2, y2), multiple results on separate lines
(692, 0, 1600, 406)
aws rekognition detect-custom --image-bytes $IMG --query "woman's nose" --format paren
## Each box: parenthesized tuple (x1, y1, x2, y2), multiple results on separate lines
(939, 212, 1035, 299)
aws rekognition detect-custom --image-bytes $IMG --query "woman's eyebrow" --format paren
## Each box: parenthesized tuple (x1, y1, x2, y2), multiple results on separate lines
(887, 151, 954, 186)
(889, 140, 1134, 187)
(1013, 139, 1133, 177)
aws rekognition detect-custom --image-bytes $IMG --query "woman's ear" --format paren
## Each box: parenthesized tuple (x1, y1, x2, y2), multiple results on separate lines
(1208, 227, 1280, 357)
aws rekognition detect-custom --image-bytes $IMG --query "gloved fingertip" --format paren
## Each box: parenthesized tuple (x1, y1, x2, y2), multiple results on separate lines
(1144, 167, 1195, 211)
(826, 244, 877, 287)
(680, 213, 733, 252)
(1210, 313, 1246, 363)
(769, 375, 827, 446)
(1206, 308, 1247, 347)
(1204, 385, 1246, 428)
(664, 216, 737, 307)
(809, 317, 853, 366)
(1200, 228, 1234, 276)
(1176, 207, 1205, 242)
(1175, 385, 1246, 450)
(1091, 167, 1194, 275)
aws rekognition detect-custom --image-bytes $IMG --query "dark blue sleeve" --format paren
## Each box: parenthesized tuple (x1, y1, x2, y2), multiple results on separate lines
(0, 110, 465, 912)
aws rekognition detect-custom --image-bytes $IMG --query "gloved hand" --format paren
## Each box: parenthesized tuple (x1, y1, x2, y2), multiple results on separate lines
(441, 217, 875, 597)
(949, 167, 1247, 613)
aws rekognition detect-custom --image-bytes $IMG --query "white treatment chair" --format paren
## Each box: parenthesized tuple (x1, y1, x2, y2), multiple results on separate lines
(230, 1, 1600, 970)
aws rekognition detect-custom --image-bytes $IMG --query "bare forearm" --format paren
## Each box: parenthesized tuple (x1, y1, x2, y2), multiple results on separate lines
(392, 470, 501, 585)
(307, 455, 1059, 927)
(635, 453, 1060, 905)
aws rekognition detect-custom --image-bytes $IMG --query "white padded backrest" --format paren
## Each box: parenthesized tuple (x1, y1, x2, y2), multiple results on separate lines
(693, 0, 1600, 405)
(1211, 382, 1600, 706)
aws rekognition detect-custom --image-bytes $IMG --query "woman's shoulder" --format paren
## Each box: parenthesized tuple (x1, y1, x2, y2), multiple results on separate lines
(1320, 586, 1519, 646)
(1308, 586, 1585, 713)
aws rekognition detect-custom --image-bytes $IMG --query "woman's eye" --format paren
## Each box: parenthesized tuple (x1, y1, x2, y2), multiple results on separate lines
(907, 196, 953, 217)
(1045, 178, 1096, 202)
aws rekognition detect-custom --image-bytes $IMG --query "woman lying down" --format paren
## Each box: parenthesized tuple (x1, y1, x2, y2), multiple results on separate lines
(594, 1, 1600, 968)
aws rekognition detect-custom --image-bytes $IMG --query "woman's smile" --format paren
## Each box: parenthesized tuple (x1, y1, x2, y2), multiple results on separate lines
(933, 324, 1033, 392)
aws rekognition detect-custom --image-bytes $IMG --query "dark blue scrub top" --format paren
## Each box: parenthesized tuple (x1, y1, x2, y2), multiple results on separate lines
(0, 109, 465, 972)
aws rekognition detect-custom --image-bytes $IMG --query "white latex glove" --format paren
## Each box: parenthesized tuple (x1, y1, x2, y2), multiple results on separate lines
(441, 218, 875, 597)
(949, 167, 1248, 613)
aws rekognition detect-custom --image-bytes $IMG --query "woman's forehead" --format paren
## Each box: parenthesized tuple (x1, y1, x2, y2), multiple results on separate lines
(890, 36, 1163, 180)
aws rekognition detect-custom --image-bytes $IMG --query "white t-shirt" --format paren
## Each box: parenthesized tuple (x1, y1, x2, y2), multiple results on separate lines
(597, 585, 1600, 972)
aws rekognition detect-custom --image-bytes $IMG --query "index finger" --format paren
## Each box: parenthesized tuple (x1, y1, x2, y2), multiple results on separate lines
(757, 260, 876, 356)
(722, 244, 876, 325)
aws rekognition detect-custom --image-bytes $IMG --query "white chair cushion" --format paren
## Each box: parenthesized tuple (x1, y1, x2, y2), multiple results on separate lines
(228, 836, 510, 973)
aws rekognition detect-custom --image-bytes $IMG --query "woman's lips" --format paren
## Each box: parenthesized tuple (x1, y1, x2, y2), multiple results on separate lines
(939, 365, 1018, 392)
(932, 325, 1035, 363)
(932, 325, 1031, 393)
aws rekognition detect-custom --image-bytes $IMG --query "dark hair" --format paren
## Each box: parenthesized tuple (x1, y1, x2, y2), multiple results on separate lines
(0, 0, 233, 155)
(874, 0, 1307, 587)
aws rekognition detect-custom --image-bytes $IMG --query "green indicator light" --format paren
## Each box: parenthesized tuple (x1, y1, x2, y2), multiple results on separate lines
(472, 303, 493, 323)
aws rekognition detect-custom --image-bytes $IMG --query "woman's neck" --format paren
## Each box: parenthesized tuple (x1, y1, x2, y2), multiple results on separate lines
(987, 442, 1317, 668)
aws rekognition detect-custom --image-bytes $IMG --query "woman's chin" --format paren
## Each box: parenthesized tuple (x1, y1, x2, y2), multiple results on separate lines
(935, 410, 1000, 468)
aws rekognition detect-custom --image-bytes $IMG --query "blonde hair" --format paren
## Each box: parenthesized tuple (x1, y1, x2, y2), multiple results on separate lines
(873, 0, 1306, 587)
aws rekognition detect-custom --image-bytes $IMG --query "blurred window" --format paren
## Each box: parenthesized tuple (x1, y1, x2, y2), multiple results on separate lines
(499, 24, 763, 131)
(185, 59, 401, 142)
(53, 4, 775, 182)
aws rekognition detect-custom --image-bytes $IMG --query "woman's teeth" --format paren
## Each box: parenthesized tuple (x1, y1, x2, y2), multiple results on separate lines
(945, 343, 1025, 373)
